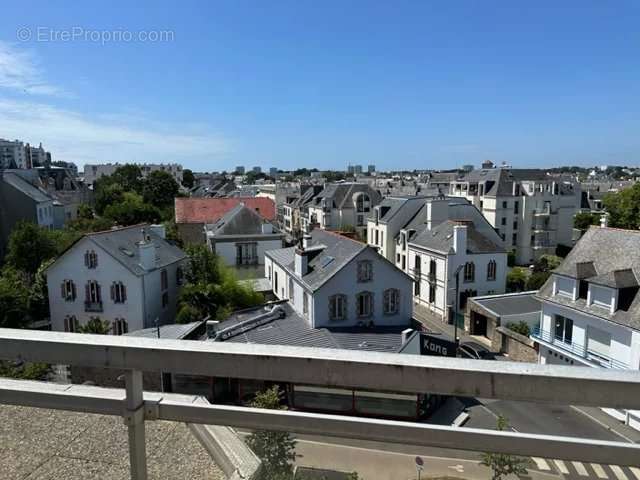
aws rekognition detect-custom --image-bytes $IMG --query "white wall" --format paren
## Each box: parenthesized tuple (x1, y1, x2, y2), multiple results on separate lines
(214, 238, 283, 267)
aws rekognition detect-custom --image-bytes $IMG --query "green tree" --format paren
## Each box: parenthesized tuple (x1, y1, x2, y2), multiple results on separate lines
(182, 168, 195, 189)
(112, 164, 144, 193)
(0, 361, 50, 380)
(77, 317, 112, 334)
(507, 250, 516, 267)
(573, 212, 600, 231)
(5, 221, 58, 277)
(506, 268, 527, 293)
(103, 192, 162, 226)
(526, 271, 551, 290)
(94, 181, 125, 215)
(481, 416, 531, 480)
(245, 386, 296, 480)
(0, 267, 31, 328)
(506, 321, 531, 337)
(184, 245, 223, 284)
(77, 203, 94, 220)
(603, 183, 640, 230)
(142, 170, 180, 209)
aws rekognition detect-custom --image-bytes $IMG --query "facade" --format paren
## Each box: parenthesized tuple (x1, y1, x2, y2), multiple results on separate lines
(205, 204, 284, 268)
(0, 139, 50, 169)
(533, 224, 640, 430)
(282, 185, 323, 240)
(0, 171, 55, 259)
(304, 183, 381, 241)
(264, 229, 413, 328)
(82, 163, 183, 185)
(448, 168, 582, 265)
(405, 202, 507, 323)
(46, 224, 187, 334)
(175, 197, 276, 245)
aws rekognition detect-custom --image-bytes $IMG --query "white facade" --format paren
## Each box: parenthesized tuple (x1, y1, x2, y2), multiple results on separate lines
(83, 163, 184, 185)
(265, 243, 413, 328)
(46, 235, 186, 334)
(210, 236, 284, 268)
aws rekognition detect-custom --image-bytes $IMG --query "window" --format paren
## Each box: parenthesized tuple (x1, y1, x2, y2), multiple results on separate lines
(487, 260, 497, 281)
(429, 259, 437, 278)
(61, 279, 76, 301)
(176, 266, 184, 285)
(162, 291, 169, 308)
(275, 271, 279, 291)
(289, 277, 294, 302)
(85, 250, 98, 269)
(111, 282, 127, 303)
(512, 220, 518, 230)
(396, 253, 400, 263)
(303, 292, 309, 316)
(502, 201, 508, 209)
(429, 284, 436, 303)
(85, 280, 101, 303)
(554, 315, 573, 344)
(380, 231, 384, 249)
(578, 280, 588, 300)
(414, 279, 421, 296)
(512, 233, 517, 246)
(64, 315, 79, 333)
(268, 265, 272, 280)
(161, 269, 168, 290)
(112, 318, 128, 336)
(329, 294, 347, 320)
(383, 289, 399, 315)
(514, 201, 519, 214)
(236, 242, 258, 265)
(501, 217, 506, 226)
(459, 289, 477, 310)
(356, 292, 373, 318)
(401, 256, 406, 271)
(357, 260, 373, 282)
(463, 262, 475, 283)
(375, 230, 379, 245)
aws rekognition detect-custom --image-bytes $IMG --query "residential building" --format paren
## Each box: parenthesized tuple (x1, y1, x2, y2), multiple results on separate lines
(368, 164, 376, 173)
(82, 163, 183, 185)
(46, 224, 187, 334)
(281, 184, 323, 240)
(0, 139, 51, 169)
(235, 166, 245, 174)
(303, 182, 381, 240)
(252, 166, 261, 173)
(174, 197, 276, 245)
(448, 167, 582, 265)
(406, 202, 507, 323)
(205, 204, 284, 268)
(0, 170, 55, 258)
(532, 222, 640, 430)
(264, 229, 413, 328)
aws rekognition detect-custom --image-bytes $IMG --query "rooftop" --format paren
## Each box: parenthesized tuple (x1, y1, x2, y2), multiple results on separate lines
(175, 197, 276, 223)
(469, 292, 541, 318)
(410, 219, 505, 254)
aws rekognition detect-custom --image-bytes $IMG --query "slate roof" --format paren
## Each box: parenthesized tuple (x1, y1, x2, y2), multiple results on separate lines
(368, 196, 429, 223)
(410, 219, 504, 254)
(538, 226, 640, 330)
(207, 204, 279, 236)
(210, 302, 404, 353)
(265, 229, 367, 292)
(127, 321, 204, 339)
(470, 292, 541, 318)
(175, 197, 276, 223)
(452, 168, 574, 197)
(49, 224, 187, 277)
(313, 183, 381, 209)
(1, 171, 52, 203)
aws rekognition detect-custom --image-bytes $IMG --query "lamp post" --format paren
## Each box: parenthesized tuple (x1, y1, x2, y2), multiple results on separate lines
(452, 264, 464, 355)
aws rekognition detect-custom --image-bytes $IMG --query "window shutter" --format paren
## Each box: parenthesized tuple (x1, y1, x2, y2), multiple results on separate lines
(96, 283, 101, 302)
(61, 282, 66, 299)
(110, 283, 115, 301)
(85, 283, 90, 302)
(71, 282, 76, 300)
(64, 317, 69, 332)
(84, 251, 89, 266)
(122, 284, 127, 302)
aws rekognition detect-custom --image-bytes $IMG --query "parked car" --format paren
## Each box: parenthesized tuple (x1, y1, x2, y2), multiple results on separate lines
(458, 341, 496, 360)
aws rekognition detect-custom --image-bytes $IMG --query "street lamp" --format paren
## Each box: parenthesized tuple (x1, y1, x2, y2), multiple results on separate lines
(452, 264, 464, 355)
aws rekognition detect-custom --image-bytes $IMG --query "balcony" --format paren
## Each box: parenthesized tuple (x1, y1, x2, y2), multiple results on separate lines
(1, 328, 639, 479)
(84, 301, 103, 312)
(531, 327, 629, 370)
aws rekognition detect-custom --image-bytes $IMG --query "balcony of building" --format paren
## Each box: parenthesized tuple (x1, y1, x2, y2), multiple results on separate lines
(1, 328, 639, 480)
(531, 327, 630, 370)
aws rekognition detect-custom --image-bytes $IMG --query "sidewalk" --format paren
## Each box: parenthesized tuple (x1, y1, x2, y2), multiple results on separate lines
(413, 302, 479, 346)
(571, 405, 640, 444)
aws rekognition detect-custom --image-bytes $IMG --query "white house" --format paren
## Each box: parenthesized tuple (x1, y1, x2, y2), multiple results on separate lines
(533, 222, 640, 430)
(264, 229, 413, 328)
(407, 203, 507, 323)
(448, 167, 582, 264)
(303, 183, 381, 241)
(205, 204, 284, 268)
(46, 224, 187, 334)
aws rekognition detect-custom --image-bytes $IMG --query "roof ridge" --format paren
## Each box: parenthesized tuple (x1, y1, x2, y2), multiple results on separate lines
(87, 223, 149, 236)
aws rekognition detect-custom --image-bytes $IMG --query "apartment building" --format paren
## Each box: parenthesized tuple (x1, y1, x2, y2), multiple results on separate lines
(533, 222, 640, 430)
(0, 139, 50, 169)
(46, 224, 187, 334)
(448, 168, 581, 265)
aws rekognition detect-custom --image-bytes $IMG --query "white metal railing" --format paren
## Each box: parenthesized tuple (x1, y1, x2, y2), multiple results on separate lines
(1, 328, 640, 479)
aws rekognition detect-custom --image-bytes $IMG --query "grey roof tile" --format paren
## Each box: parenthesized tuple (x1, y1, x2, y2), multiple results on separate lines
(410, 219, 504, 254)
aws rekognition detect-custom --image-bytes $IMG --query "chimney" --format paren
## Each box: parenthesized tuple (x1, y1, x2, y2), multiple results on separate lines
(600, 213, 609, 229)
(149, 224, 166, 239)
(453, 224, 467, 254)
(294, 247, 308, 277)
(401, 328, 413, 345)
(302, 234, 311, 249)
(138, 229, 156, 271)
(261, 222, 273, 234)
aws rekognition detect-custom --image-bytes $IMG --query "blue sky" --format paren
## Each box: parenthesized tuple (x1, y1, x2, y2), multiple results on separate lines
(0, 1, 639, 172)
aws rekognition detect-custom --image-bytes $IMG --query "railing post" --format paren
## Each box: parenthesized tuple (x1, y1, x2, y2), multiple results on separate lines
(124, 370, 147, 480)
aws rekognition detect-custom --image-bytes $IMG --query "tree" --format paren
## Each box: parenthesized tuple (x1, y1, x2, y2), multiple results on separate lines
(602, 183, 640, 230)
(112, 164, 144, 193)
(506, 321, 530, 337)
(77, 203, 94, 220)
(77, 317, 112, 334)
(94, 182, 125, 215)
(507, 250, 516, 267)
(245, 386, 296, 479)
(481, 416, 531, 480)
(506, 268, 527, 293)
(574, 212, 600, 232)
(182, 168, 195, 189)
(142, 170, 180, 209)
(526, 271, 551, 290)
(103, 192, 162, 226)
(0, 267, 31, 328)
(5, 221, 58, 277)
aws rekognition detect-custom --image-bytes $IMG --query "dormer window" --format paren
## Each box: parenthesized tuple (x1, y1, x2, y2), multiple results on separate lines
(357, 260, 373, 282)
(85, 250, 98, 269)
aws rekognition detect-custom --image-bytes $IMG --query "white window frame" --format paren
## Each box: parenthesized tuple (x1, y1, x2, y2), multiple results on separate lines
(383, 289, 399, 315)
(356, 291, 373, 318)
(329, 294, 347, 321)
(357, 260, 373, 283)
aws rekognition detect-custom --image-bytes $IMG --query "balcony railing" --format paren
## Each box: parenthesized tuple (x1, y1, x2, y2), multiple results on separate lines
(531, 327, 629, 370)
(1, 328, 640, 479)
(84, 301, 103, 312)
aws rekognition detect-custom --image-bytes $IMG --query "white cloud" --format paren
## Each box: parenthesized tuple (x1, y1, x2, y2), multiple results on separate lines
(0, 98, 233, 169)
(0, 42, 233, 169)
(0, 42, 67, 96)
